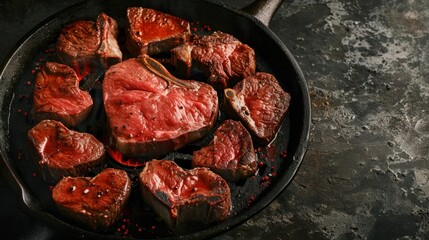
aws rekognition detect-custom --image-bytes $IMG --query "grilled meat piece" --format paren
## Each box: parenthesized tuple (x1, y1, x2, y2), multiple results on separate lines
(28, 120, 105, 183)
(32, 62, 93, 127)
(139, 160, 231, 229)
(192, 120, 257, 182)
(171, 31, 256, 89)
(52, 168, 131, 231)
(56, 12, 122, 71)
(102, 55, 218, 157)
(126, 7, 190, 56)
(224, 72, 291, 145)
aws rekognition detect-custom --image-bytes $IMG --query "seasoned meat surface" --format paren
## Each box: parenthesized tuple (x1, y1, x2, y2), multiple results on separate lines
(52, 168, 131, 231)
(139, 160, 231, 228)
(193, 119, 257, 182)
(32, 62, 93, 127)
(224, 72, 291, 144)
(171, 31, 256, 89)
(102, 55, 218, 157)
(28, 120, 105, 182)
(126, 7, 190, 56)
(56, 12, 122, 71)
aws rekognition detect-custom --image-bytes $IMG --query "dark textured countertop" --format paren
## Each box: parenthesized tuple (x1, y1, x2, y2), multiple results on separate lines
(1, 0, 428, 239)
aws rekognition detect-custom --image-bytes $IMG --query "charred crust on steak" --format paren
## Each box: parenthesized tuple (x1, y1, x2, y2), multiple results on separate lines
(192, 119, 257, 182)
(139, 160, 231, 229)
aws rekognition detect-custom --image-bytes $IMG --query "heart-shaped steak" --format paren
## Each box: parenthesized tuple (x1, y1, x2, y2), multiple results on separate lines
(103, 55, 218, 157)
(32, 62, 93, 127)
(52, 168, 131, 231)
(139, 160, 231, 229)
(28, 120, 105, 182)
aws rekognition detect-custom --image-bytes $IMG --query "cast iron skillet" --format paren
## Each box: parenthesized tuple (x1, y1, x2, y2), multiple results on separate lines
(0, 0, 310, 239)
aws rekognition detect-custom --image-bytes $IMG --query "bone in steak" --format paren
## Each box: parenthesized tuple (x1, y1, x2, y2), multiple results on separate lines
(224, 72, 291, 145)
(56, 12, 122, 71)
(52, 168, 131, 231)
(28, 120, 105, 183)
(171, 31, 256, 89)
(103, 55, 218, 157)
(32, 62, 93, 127)
(126, 7, 190, 56)
(139, 160, 231, 229)
(193, 119, 257, 182)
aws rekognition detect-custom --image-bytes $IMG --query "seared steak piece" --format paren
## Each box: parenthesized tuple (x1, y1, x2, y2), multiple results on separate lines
(52, 168, 131, 231)
(139, 160, 231, 228)
(192, 120, 257, 182)
(32, 62, 93, 127)
(171, 31, 256, 89)
(224, 72, 291, 145)
(56, 12, 122, 71)
(103, 55, 218, 157)
(126, 7, 190, 56)
(28, 120, 105, 183)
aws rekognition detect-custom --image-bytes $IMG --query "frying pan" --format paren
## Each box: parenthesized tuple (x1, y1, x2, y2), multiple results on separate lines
(0, 0, 310, 239)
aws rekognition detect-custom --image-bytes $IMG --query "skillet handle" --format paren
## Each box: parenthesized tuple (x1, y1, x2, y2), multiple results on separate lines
(240, 0, 284, 26)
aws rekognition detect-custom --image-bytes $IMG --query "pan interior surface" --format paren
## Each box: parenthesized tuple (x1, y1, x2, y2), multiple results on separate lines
(0, 0, 310, 239)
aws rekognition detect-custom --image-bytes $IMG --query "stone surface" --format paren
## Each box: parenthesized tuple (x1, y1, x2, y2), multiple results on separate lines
(0, 0, 428, 239)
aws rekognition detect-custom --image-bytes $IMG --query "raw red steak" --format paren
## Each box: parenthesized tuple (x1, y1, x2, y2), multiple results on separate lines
(224, 72, 291, 145)
(28, 120, 105, 182)
(126, 7, 190, 56)
(171, 31, 256, 89)
(52, 168, 131, 231)
(102, 55, 218, 157)
(192, 119, 257, 182)
(32, 62, 93, 127)
(139, 160, 231, 228)
(56, 12, 122, 70)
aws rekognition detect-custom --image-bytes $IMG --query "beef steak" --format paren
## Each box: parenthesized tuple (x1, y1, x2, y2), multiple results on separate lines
(126, 7, 190, 56)
(171, 31, 256, 89)
(32, 62, 93, 127)
(192, 119, 257, 182)
(28, 120, 105, 182)
(56, 12, 122, 71)
(139, 160, 231, 228)
(102, 55, 218, 157)
(52, 168, 131, 231)
(224, 72, 291, 145)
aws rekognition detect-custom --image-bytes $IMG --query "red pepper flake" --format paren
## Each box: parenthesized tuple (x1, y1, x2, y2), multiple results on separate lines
(31, 69, 36, 74)
(151, 225, 156, 230)
(48, 185, 54, 191)
(32, 172, 37, 177)
(258, 161, 264, 167)
(24, 112, 28, 117)
(192, 27, 197, 32)
(271, 166, 276, 171)
(117, 228, 121, 232)
(121, 225, 126, 230)
(280, 150, 287, 158)
(17, 109, 22, 113)
(26, 81, 31, 85)
(272, 172, 277, 177)
(138, 228, 142, 232)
